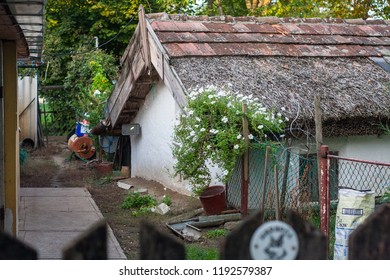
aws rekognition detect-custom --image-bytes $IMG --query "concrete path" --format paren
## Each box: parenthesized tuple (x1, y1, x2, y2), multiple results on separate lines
(18, 187, 127, 260)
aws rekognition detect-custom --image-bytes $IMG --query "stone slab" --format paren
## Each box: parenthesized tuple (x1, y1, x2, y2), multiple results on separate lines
(20, 187, 90, 197)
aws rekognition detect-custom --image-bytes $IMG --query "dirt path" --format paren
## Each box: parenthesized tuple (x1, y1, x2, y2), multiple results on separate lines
(20, 136, 227, 259)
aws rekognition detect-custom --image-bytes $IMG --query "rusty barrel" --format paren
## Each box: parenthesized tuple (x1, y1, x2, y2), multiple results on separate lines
(68, 134, 96, 160)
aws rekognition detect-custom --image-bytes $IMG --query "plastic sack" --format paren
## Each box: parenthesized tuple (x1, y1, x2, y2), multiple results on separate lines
(333, 188, 375, 260)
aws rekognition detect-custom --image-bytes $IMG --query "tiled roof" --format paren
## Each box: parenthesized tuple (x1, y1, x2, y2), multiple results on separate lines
(148, 14, 390, 58)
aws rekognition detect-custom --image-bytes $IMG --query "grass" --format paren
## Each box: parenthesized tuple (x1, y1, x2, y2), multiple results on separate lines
(309, 208, 336, 260)
(186, 244, 219, 260)
(205, 229, 228, 239)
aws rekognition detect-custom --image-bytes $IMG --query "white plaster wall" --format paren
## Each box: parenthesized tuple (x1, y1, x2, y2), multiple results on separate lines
(292, 134, 390, 195)
(130, 82, 192, 195)
(293, 134, 390, 162)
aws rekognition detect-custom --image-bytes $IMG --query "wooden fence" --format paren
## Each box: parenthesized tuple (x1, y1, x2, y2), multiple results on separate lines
(1, 205, 389, 260)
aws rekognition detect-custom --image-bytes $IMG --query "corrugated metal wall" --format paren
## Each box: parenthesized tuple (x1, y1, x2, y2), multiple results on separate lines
(18, 76, 38, 147)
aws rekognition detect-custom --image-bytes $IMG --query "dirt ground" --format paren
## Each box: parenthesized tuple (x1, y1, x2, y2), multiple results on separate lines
(20, 136, 227, 259)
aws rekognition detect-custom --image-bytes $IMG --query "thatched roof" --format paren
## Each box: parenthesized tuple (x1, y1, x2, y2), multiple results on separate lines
(171, 56, 390, 137)
(105, 7, 390, 137)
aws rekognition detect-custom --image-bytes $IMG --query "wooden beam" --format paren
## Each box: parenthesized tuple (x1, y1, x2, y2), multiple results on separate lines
(3, 41, 19, 236)
(138, 5, 151, 71)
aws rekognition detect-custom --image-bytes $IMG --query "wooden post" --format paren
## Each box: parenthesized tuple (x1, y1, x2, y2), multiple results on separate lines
(0, 230, 37, 260)
(140, 221, 185, 260)
(314, 95, 323, 199)
(3, 41, 19, 236)
(221, 210, 326, 259)
(274, 165, 280, 220)
(241, 103, 249, 216)
(349, 204, 390, 260)
(138, 5, 151, 71)
(280, 139, 291, 215)
(261, 146, 270, 220)
(63, 220, 107, 260)
(320, 145, 329, 258)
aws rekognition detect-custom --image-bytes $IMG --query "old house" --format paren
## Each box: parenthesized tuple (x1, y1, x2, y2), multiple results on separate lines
(104, 7, 390, 196)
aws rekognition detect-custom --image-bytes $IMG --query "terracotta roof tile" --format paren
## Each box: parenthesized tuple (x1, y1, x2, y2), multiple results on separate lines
(148, 14, 390, 58)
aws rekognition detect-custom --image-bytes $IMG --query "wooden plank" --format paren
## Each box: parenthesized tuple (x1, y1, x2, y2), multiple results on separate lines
(348, 204, 390, 260)
(62, 220, 107, 260)
(163, 58, 188, 109)
(140, 221, 185, 260)
(138, 6, 150, 70)
(149, 32, 164, 79)
(288, 211, 326, 259)
(241, 103, 249, 216)
(109, 50, 147, 127)
(198, 213, 242, 222)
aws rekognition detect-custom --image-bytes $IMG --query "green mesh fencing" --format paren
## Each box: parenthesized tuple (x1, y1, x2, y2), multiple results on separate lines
(227, 147, 390, 216)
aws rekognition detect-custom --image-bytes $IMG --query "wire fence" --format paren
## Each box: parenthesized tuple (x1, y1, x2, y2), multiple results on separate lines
(227, 146, 390, 218)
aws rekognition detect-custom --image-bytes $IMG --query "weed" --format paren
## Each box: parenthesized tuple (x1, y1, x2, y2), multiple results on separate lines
(162, 195, 172, 206)
(206, 229, 228, 239)
(121, 192, 157, 210)
(186, 244, 219, 260)
(380, 187, 390, 204)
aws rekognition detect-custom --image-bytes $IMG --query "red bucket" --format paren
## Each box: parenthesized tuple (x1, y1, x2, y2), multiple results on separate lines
(199, 185, 227, 215)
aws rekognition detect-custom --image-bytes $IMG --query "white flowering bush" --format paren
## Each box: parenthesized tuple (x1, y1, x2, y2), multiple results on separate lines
(172, 86, 287, 195)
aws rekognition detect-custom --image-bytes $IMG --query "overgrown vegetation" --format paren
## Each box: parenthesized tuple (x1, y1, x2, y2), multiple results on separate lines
(205, 229, 228, 239)
(186, 244, 219, 260)
(380, 187, 390, 204)
(121, 192, 158, 217)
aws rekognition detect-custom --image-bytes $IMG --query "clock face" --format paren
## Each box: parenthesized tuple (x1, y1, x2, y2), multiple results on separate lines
(250, 220, 299, 260)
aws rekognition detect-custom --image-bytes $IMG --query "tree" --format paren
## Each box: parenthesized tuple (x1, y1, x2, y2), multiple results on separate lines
(41, 0, 164, 135)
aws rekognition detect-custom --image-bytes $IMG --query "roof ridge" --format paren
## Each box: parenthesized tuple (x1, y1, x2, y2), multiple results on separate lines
(146, 13, 390, 25)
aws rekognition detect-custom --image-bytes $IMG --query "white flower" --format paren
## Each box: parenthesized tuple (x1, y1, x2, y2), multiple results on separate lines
(237, 134, 242, 139)
(222, 116, 228, 123)
(277, 112, 282, 117)
(258, 125, 264, 130)
(208, 94, 213, 99)
(210, 129, 219, 134)
(234, 144, 239, 149)
(94, 89, 101, 95)
(227, 102, 232, 108)
(248, 134, 254, 140)
(211, 101, 216, 104)
(190, 131, 196, 136)
(195, 117, 201, 122)
(278, 119, 283, 123)
(188, 110, 194, 116)
(281, 107, 286, 111)
(200, 128, 206, 132)
(207, 145, 211, 149)
(237, 93, 243, 98)
(194, 124, 199, 128)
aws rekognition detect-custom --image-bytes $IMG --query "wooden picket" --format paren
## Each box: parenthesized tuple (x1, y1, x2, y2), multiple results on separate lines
(0, 205, 389, 260)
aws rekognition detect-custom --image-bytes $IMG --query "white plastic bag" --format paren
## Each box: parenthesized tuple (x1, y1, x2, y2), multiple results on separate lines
(333, 188, 375, 260)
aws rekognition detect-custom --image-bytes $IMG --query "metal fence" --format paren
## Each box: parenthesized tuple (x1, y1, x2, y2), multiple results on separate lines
(328, 155, 390, 197)
(227, 145, 390, 217)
